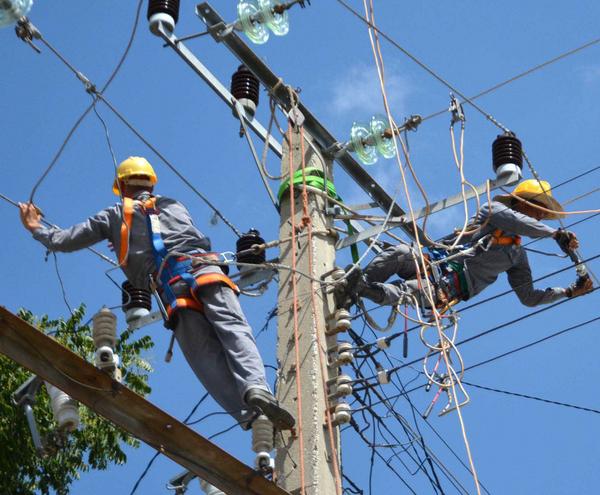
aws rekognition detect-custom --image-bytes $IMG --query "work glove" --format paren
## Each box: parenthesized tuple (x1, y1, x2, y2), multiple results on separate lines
(565, 276, 593, 298)
(554, 229, 579, 254)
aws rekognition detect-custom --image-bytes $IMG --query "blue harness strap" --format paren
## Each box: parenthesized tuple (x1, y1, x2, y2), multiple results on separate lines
(143, 201, 198, 311)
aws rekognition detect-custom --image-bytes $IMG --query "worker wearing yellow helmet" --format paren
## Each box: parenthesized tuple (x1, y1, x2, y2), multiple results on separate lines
(342, 178, 593, 309)
(18, 156, 295, 432)
(111, 156, 158, 196)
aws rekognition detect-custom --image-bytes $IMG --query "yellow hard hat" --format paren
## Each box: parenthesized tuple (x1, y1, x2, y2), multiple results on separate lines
(112, 156, 158, 195)
(494, 179, 565, 219)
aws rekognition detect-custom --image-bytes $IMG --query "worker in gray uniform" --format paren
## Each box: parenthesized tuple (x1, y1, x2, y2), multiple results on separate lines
(346, 179, 593, 308)
(19, 156, 295, 431)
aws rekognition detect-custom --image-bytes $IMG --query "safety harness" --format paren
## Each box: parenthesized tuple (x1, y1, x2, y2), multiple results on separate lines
(119, 196, 239, 328)
(427, 228, 522, 306)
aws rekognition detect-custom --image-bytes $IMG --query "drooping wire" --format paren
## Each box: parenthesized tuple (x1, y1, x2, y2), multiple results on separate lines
(129, 393, 210, 495)
(28, 0, 144, 203)
(351, 324, 490, 495)
(360, 2, 481, 492)
(358, 312, 600, 409)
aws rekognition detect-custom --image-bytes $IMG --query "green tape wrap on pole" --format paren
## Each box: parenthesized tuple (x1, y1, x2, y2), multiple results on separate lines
(279, 168, 359, 263)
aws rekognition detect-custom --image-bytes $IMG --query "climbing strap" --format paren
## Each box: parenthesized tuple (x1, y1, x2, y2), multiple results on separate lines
(278, 167, 359, 263)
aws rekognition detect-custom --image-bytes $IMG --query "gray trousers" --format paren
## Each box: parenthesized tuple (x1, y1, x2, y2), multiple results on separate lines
(362, 243, 426, 305)
(170, 268, 269, 426)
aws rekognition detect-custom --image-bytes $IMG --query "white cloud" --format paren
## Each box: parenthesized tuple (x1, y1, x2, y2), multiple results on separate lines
(578, 65, 600, 84)
(329, 62, 410, 117)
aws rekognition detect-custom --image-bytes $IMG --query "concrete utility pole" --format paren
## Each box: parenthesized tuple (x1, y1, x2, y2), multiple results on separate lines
(275, 122, 342, 494)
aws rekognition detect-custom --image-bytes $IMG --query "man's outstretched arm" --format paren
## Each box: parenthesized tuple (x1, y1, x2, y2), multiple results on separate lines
(19, 202, 114, 252)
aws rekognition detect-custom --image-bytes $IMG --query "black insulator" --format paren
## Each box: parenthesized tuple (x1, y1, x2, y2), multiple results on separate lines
(230, 65, 260, 108)
(121, 281, 152, 311)
(147, 0, 180, 24)
(236, 229, 266, 266)
(492, 133, 523, 172)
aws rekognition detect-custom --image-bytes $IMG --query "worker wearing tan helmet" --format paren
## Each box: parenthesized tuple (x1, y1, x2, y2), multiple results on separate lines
(345, 179, 593, 308)
(19, 156, 295, 431)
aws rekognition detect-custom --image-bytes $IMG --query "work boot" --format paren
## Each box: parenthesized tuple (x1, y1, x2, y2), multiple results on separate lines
(335, 265, 364, 309)
(245, 388, 295, 431)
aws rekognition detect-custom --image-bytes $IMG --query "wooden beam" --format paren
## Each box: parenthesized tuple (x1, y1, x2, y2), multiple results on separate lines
(0, 306, 290, 495)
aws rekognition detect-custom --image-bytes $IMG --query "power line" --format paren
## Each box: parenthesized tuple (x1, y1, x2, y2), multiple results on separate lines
(420, 36, 600, 122)
(129, 393, 209, 495)
(21, 19, 243, 237)
(28, 0, 144, 203)
(335, 0, 511, 133)
(461, 380, 600, 415)
(353, 250, 600, 357)
(351, 324, 492, 495)
(358, 313, 600, 409)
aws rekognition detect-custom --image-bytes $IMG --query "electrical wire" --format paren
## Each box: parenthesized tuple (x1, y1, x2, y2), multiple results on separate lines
(360, 3, 481, 492)
(420, 35, 600, 123)
(28, 0, 144, 203)
(20, 19, 243, 238)
(358, 312, 600, 409)
(350, 325, 493, 495)
(356, 286, 600, 385)
(233, 101, 279, 210)
(129, 393, 210, 495)
(461, 380, 600, 415)
(337, 0, 511, 134)
(352, 240, 600, 356)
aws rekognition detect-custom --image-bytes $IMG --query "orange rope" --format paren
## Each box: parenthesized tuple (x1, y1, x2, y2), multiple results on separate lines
(298, 126, 343, 495)
(287, 123, 307, 495)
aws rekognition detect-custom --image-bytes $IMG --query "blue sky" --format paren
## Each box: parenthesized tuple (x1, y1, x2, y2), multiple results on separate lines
(2, 1, 600, 493)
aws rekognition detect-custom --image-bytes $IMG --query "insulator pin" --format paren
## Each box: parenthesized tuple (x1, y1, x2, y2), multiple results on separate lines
(492, 133, 523, 179)
(147, 0, 180, 35)
(199, 479, 226, 495)
(121, 281, 152, 323)
(332, 402, 352, 426)
(329, 341, 354, 367)
(92, 307, 117, 349)
(236, 228, 266, 268)
(45, 383, 79, 431)
(327, 309, 351, 335)
(231, 65, 260, 119)
(328, 374, 353, 399)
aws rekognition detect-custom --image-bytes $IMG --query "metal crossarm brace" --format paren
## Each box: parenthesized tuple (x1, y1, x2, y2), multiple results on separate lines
(156, 23, 283, 158)
(336, 173, 518, 250)
(196, 2, 424, 242)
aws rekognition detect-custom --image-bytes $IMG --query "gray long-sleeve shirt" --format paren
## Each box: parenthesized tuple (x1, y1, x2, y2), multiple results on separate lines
(32, 192, 210, 289)
(453, 201, 566, 306)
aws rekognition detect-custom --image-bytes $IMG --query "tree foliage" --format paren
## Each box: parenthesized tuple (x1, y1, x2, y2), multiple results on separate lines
(0, 305, 154, 495)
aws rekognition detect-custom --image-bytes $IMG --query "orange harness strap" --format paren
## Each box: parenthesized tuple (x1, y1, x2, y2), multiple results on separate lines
(193, 272, 240, 294)
(165, 272, 240, 319)
(119, 197, 135, 266)
(491, 228, 521, 246)
(166, 297, 204, 319)
(119, 196, 158, 266)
